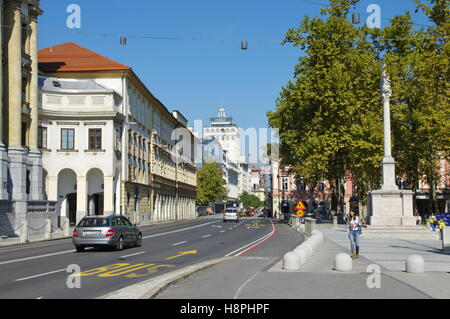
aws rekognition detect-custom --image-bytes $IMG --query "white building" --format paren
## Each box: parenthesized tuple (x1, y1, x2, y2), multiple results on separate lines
(38, 42, 197, 226)
(203, 108, 253, 202)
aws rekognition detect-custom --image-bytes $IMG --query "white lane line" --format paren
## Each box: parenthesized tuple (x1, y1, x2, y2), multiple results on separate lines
(225, 223, 275, 257)
(16, 268, 66, 282)
(143, 220, 221, 239)
(0, 221, 221, 268)
(202, 235, 212, 238)
(120, 251, 146, 258)
(220, 230, 226, 233)
(0, 249, 75, 266)
(233, 272, 261, 299)
(172, 241, 187, 246)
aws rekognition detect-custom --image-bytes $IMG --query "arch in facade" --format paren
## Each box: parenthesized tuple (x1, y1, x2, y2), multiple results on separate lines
(86, 168, 104, 216)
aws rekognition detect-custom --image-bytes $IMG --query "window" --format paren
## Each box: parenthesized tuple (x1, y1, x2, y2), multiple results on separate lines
(282, 177, 289, 191)
(38, 126, 47, 149)
(89, 128, 102, 150)
(61, 128, 75, 150)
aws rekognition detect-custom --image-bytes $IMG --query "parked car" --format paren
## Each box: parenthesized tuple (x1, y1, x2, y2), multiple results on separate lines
(72, 215, 142, 252)
(223, 208, 239, 223)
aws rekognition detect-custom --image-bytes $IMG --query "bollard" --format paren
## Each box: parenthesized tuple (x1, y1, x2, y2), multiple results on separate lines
(44, 218, 52, 240)
(299, 224, 305, 233)
(64, 219, 70, 237)
(293, 246, 309, 264)
(333, 216, 338, 229)
(406, 255, 425, 274)
(304, 218, 316, 237)
(308, 236, 321, 250)
(334, 253, 352, 272)
(301, 241, 314, 258)
(20, 220, 28, 243)
(283, 251, 301, 270)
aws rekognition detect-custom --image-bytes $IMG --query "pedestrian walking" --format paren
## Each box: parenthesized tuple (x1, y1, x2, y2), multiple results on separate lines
(347, 210, 361, 259)
(429, 213, 437, 232)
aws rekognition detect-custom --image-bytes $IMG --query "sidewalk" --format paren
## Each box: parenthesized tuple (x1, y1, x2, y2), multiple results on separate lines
(156, 222, 450, 299)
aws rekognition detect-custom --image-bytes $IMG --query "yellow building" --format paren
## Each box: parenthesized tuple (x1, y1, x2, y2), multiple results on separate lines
(0, 0, 43, 201)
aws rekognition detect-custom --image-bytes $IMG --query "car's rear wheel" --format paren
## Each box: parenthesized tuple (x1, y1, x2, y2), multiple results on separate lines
(75, 245, 85, 253)
(135, 233, 142, 247)
(116, 236, 124, 251)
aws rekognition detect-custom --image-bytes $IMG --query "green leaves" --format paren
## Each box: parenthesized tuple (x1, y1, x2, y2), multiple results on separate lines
(268, 0, 449, 211)
(238, 192, 263, 210)
(268, 0, 383, 199)
(196, 162, 227, 206)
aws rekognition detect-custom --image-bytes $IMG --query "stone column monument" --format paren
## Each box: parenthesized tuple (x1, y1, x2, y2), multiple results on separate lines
(368, 65, 416, 227)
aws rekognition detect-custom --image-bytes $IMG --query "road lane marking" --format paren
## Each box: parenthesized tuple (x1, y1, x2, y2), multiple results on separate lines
(172, 241, 187, 246)
(143, 220, 221, 239)
(0, 249, 75, 266)
(165, 250, 198, 260)
(120, 251, 146, 258)
(233, 271, 261, 299)
(73, 262, 176, 279)
(0, 220, 219, 267)
(16, 269, 66, 282)
(220, 230, 226, 233)
(202, 235, 211, 238)
(225, 222, 276, 257)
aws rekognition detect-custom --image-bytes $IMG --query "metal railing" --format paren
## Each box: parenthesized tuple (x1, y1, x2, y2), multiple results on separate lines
(27, 201, 57, 214)
(0, 200, 13, 214)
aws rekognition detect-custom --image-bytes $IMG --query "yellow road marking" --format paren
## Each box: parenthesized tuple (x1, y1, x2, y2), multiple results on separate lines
(98, 264, 155, 277)
(165, 250, 198, 260)
(77, 263, 129, 277)
(125, 264, 175, 278)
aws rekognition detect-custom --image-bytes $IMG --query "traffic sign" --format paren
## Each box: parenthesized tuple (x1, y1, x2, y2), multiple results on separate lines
(294, 200, 307, 211)
(296, 210, 305, 218)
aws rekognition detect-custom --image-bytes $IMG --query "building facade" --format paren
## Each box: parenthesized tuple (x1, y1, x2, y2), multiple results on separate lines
(38, 42, 197, 226)
(203, 108, 251, 202)
(0, 1, 58, 238)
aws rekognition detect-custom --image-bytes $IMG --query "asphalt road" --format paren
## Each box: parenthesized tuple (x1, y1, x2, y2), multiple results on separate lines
(0, 215, 275, 299)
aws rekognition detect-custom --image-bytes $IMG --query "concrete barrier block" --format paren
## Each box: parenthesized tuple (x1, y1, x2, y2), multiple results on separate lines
(283, 251, 301, 270)
(301, 242, 314, 258)
(334, 253, 352, 272)
(293, 246, 309, 264)
(406, 255, 425, 274)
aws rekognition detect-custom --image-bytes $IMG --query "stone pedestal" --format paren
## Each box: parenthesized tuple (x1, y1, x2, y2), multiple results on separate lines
(28, 148, 43, 200)
(0, 144, 9, 200)
(368, 189, 416, 227)
(8, 146, 29, 201)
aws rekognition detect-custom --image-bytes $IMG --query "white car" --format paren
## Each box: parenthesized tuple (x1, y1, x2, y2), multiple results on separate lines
(223, 208, 239, 223)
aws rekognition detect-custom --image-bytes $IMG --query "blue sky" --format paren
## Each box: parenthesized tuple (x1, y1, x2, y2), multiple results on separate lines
(39, 0, 431, 132)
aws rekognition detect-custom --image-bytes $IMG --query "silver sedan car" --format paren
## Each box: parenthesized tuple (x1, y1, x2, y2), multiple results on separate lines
(72, 215, 142, 252)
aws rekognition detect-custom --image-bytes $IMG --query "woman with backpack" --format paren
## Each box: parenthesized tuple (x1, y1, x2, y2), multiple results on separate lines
(347, 210, 362, 259)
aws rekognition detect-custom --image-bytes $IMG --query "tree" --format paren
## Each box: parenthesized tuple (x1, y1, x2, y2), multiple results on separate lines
(267, 0, 383, 213)
(239, 191, 263, 210)
(381, 1, 449, 213)
(196, 162, 227, 206)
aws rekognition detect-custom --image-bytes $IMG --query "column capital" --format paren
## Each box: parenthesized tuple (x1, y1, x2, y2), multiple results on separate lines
(28, 4, 43, 19)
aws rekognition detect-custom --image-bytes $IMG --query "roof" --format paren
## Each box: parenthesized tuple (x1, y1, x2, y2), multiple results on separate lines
(39, 76, 115, 94)
(38, 42, 131, 73)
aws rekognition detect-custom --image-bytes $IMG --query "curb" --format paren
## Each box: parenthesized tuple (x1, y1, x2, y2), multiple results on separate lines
(98, 257, 234, 299)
